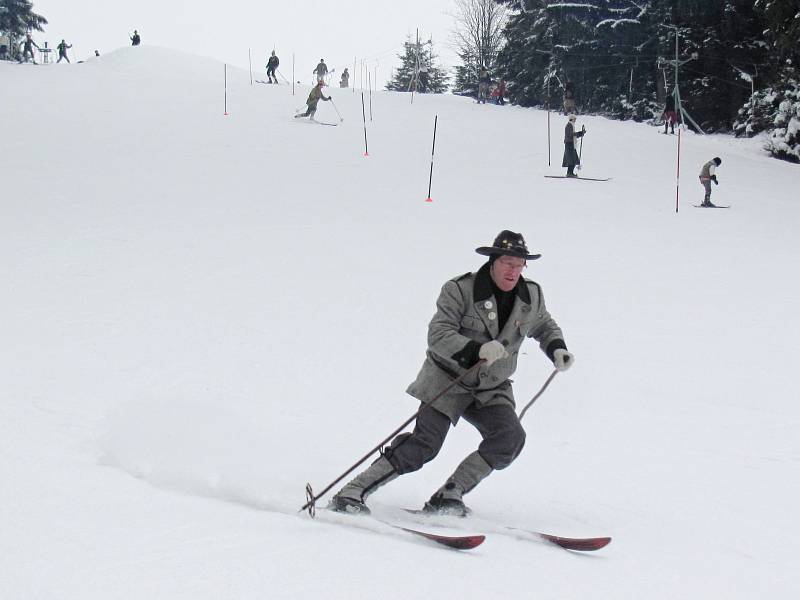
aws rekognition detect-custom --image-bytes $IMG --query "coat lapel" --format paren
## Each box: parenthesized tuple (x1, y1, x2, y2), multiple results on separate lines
(472, 263, 500, 339)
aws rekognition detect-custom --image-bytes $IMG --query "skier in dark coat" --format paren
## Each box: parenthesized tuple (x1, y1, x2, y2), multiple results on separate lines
(130, 30, 141, 46)
(266, 51, 279, 83)
(313, 59, 328, 83)
(662, 93, 677, 134)
(294, 80, 331, 120)
(330, 230, 573, 517)
(698, 157, 722, 207)
(57, 40, 72, 63)
(19, 34, 39, 64)
(562, 115, 586, 177)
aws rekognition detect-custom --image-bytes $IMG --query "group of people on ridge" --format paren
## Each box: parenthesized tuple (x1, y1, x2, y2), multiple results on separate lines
(477, 66, 506, 105)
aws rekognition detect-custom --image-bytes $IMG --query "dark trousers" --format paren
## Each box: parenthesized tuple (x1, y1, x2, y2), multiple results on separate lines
(384, 402, 526, 474)
(267, 67, 277, 82)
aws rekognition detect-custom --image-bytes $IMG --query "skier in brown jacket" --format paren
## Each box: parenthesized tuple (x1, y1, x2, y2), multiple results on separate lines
(294, 80, 331, 120)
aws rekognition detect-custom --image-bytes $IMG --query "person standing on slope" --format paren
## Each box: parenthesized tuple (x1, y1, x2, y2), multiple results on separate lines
(130, 30, 141, 46)
(698, 157, 722, 207)
(294, 79, 331, 120)
(662, 93, 677, 134)
(266, 50, 280, 83)
(477, 66, 491, 104)
(313, 59, 328, 84)
(57, 39, 73, 63)
(330, 230, 574, 517)
(563, 114, 585, 177)
(19, 34, 40, 64)
(340, 68, 350, 88)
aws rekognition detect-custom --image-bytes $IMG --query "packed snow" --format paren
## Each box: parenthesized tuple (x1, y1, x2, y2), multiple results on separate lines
(2, 46, 798, 599)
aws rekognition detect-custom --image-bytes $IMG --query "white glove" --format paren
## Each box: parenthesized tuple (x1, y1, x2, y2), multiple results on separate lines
(553, 349, 574, 372)
(479, 340, 508, 366)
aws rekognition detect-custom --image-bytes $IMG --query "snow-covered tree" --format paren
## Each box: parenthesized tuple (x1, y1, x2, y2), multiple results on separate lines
(386, 35, 450, 94)
(0, 0, 47, 37)
(450, 0, 509, 96)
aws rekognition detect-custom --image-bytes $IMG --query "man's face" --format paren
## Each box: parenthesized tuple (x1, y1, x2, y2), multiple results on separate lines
(490, 256, 526, 292)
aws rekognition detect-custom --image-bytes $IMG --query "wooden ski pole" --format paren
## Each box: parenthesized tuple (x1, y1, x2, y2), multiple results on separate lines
(300, 360, 485, 516)
(518, 369, 558, 421)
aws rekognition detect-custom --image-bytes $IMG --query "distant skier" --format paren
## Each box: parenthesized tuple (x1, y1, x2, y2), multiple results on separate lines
(18, 33, 39, 64)
(698, 157, 722, 207)
(130, 30, 141, 46)
(492, 79, 507, 105)
(563, 114, 585, 177)
(563, 80, 576, 114)
(340, 68, 350, 88)
(294, 80, 331, 120)
(662, 93, 677, 134)
(57, 39, 72, 63)
(477, 66, 490, 104)
(266, 50, 279, 83)
(313, 59, 328, 83)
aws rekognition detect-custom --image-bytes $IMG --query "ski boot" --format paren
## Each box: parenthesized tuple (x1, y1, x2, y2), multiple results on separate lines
(329, 455, 398, 516)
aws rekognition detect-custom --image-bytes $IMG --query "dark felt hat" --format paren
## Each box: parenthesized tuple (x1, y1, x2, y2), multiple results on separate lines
(475, 230, 541, 260)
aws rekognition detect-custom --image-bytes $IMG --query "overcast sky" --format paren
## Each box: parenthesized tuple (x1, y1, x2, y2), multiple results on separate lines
(30, 0, 461, 87)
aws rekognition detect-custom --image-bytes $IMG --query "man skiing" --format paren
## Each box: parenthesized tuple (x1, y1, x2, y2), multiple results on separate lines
(266, 50, 279, 83)
(57, 39, 72, 63)
(340, 68, 350, 88)
(19, 34, 39, 64)
(699, 157, 722, 207)
(563, 114, 586, 177)
(330, 231, 573, 517)
(130, 30, 141, 46)
(313, 59, 328, 83)
(294, 80, 331, 120)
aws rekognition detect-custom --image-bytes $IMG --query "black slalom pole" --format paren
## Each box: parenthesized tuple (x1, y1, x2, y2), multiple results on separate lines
(361, 92, 369, 156)
(577, 124, 585, 171)
(547, 97, 551, 166)
(425, 114, 438, 202)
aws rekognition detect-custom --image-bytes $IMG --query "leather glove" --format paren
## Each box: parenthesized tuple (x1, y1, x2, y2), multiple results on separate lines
(712, 175, 718, 185)
(553, 348, 575, 372)
(479, 340, 508, 366)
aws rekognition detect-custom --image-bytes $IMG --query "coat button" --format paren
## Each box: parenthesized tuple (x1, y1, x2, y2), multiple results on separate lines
(484, 301, 493, 309)
(480, 372, 487, 378)
(488, 311, 496, 320)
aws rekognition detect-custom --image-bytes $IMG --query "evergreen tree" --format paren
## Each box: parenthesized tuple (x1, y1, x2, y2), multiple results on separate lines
(0, 0, 47, 37)
(386, 35, 450, 94)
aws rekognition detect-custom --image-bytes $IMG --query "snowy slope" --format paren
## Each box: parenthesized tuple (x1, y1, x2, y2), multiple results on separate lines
(2, 46, 799, 599)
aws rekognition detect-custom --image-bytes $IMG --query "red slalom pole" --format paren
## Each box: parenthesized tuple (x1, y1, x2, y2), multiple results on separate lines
(675, 128, 681, 212)
(426, 114, 438, 202)
(361, 92, 369, 156)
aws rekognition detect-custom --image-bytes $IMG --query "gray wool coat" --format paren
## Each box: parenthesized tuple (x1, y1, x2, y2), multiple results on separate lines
(406, 262, 566, 423)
